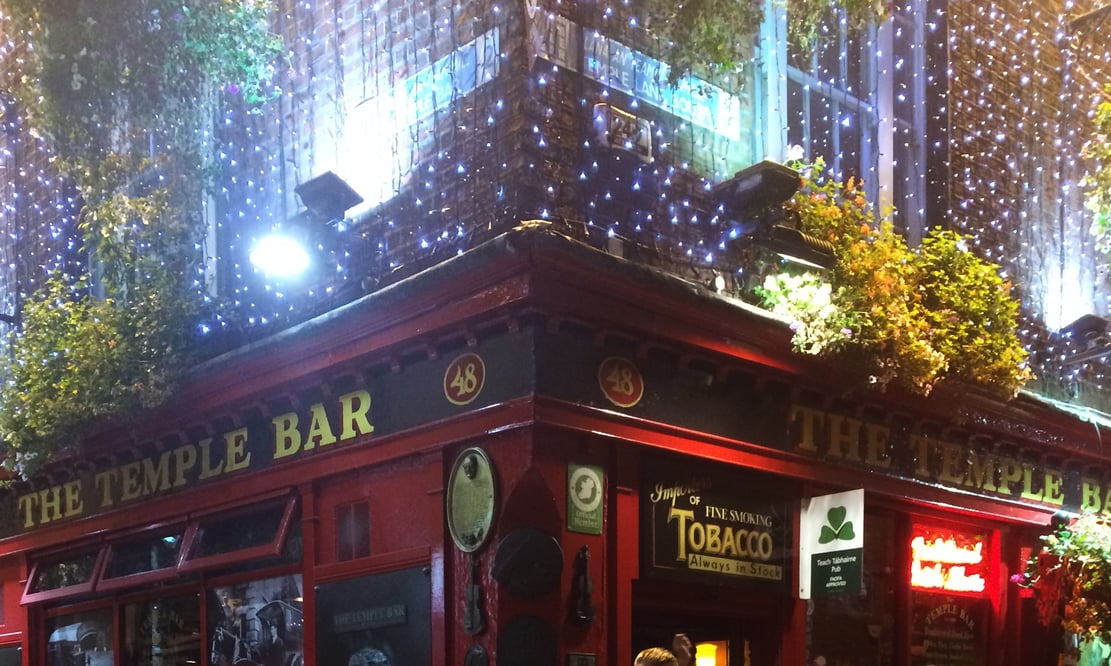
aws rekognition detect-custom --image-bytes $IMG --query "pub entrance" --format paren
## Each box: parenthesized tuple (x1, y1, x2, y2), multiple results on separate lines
(631, 578, 786, 666)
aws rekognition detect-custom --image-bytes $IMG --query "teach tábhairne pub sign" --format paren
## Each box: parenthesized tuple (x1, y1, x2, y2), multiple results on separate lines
(642, 458, 790, 587)
(799, 489, 864, 598)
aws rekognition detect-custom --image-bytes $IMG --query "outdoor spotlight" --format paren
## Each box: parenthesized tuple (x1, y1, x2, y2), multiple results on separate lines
(713, 160, 801, 222)
(249, 227, 312, 278)
(714, 160, 832, 269)
(1059, 313, 1111, 365)
(1061, 313, 1109, 346)
(294, 171, 364, 224)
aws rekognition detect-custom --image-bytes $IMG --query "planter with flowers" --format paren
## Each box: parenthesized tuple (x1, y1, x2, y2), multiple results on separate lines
(1016, 514, 1111, 645)
(757, 157, 1034, 397)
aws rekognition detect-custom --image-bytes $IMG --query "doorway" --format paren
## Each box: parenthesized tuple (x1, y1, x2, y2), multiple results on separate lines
(632, 578, 785, 666)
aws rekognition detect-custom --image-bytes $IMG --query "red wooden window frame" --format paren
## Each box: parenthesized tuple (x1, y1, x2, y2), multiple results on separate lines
(95, 524, 187, 593)
(177, 495, 298, 573)
(22, 493, 299, 604)
(21, 548, 106, 605)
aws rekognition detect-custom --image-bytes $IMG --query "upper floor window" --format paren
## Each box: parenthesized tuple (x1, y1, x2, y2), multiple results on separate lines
(767, 0, 928, 241)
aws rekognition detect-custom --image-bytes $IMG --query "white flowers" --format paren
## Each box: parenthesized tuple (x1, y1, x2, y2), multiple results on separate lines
(759, 272, 850, 355)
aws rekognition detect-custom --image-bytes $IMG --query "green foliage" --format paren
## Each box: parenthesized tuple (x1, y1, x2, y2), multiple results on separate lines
(0, 274, 192, 477)
(918, 230, 1033, 392)
(0, 0, 281, 480)
(758, 158, 1033, 396)
(641, 0, 764, 84)
(1018, 514, 1111, 645)
(786, 0, 888, 58)
(630, 0, 887, 85)
(4, 0, 281, 160)
(1083, 87, 1111, 256)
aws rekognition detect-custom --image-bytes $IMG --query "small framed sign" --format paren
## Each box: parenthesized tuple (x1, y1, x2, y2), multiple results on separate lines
(568, 464, 604, 535)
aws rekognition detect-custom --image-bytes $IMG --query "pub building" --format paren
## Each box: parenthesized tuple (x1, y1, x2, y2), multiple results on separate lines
(0, 224, 1101, 666)
(1, 0, 1108, 659)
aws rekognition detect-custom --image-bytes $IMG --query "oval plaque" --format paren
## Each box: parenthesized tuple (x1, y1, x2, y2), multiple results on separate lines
(447, 447, 497, 553)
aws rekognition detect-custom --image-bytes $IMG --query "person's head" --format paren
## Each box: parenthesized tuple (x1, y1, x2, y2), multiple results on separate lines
(635, 647, 679, 666)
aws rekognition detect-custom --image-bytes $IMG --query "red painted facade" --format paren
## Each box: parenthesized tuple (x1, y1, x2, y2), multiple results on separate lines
(0, 226, 1100, 665)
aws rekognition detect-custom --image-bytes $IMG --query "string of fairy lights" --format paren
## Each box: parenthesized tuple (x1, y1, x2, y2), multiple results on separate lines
(1, 0, 1110, 409)
(0, 14, 84, 325)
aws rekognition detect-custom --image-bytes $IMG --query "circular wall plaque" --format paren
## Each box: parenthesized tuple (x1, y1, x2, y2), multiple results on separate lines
(447, 447, 497, 552)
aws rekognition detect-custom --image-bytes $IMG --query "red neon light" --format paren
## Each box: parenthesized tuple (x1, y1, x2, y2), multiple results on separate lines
(910, 533, 987, 594)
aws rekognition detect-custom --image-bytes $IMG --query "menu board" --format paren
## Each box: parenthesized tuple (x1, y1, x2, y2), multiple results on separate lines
(315, 567, 432, 666)
(910, 594, 988, 666)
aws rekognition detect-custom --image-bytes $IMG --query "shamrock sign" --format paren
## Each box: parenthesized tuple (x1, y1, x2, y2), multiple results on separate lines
(819, 506, 856, 544)
(801, 489, 863, 598)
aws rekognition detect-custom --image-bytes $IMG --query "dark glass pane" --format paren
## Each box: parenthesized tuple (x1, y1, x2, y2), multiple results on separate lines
(47, 608, 114, 666)
(121, 594, 201, 666)
(893, 20, 916, 125)
(809, 95, 834, 164)
(106, 533, 183, 579)
(808, 511, 896, 664)
(787, 79, 807, 149)
(845, 31, 866, 96)
(839, 111, 862, 178)
(814, 28, 842, 84)
(337, 502, 371, 562)
(207, 575, 304, 666)
(190, 505, 285, 559)
(283, 519, 304, 562)
(892, 122, 915, 234)
(31, 551, 98, 593)
(0, 646, 20, 666)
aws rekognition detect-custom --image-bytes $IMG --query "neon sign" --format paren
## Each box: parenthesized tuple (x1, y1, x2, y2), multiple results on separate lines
(910, 530, 988, 594)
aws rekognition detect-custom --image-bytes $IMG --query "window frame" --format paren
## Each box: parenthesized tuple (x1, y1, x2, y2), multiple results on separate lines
(94, 523, 187, 593)
(22, 492, 299, 604)
(177, 494, 298, 573)
(762, 0, 928, 239)
(21, 548, 106, 606)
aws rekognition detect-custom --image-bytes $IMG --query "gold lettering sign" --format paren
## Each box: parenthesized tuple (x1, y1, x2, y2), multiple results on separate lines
(789, 404, 1077, 511)
(16, 389, 375, 529)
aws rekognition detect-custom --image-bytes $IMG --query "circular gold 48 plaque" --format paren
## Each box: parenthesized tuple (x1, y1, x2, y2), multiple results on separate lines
(447, 447, 496, 553)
